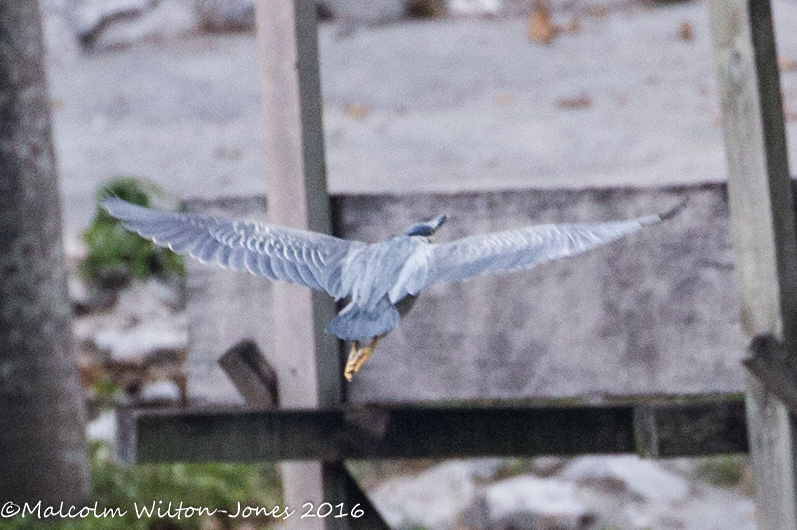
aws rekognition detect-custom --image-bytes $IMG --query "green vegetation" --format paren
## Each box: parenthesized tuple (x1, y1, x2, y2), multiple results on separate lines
(694, 455, 751, 489)
(0, 442, 281, 530)
(80, 177, 184, 287)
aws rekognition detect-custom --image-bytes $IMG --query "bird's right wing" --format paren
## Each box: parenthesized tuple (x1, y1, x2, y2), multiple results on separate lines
(426, 212, 667, 285)
(102, 198, 358, 297)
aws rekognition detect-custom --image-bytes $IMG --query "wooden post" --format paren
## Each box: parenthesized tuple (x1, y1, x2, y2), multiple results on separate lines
(253, 1, 348, 529)
(709, 1, 797, 528)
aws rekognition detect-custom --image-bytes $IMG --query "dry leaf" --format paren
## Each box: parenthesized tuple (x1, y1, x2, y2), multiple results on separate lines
(679, 21, 693, 42)
(556, 94, 592, 110)
(345, 103, 370, 120)
(559, 20, 581, 35)
(588, 5, 606, 18)
(528, 0, 556, 44)
(495, 93, 514, 106)
(778, 57, 797, 72)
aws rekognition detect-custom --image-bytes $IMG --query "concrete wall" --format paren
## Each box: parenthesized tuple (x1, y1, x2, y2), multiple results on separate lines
(184, 196, 273, 405)
(185, 184, 745, 405)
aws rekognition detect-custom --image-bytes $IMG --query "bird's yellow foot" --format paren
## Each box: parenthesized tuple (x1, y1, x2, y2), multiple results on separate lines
(344, 337, 381, 381)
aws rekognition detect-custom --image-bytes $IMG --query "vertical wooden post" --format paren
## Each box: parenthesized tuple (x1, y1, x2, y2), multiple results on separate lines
(709, 1, 797, 528)
(253, 1, 347, 529)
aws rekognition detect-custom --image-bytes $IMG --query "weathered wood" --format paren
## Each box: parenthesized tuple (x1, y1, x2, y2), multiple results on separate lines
(119, 400, 747, 464)
(325, 463, 391, 530)
(709, 1, 797, 528)
(651, 400, 749, 457)
(744, 334, 797, 414)
(220, 344, 390, 530)
(253, 0, 344, 528)
(219, 340, 279, 408)
(0, 0, 89, 504)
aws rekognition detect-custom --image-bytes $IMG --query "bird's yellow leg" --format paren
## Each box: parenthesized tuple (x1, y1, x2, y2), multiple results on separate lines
(344, 336, 382, 381)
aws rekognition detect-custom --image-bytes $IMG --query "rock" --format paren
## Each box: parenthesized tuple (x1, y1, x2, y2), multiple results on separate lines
(447, 0, 502, 17)
(40, 0, 82, 64)
(73, 0, 150, 36)
(196, 0, 410, 33)
(324, 0, 406, 24)
(469, 457, 504, 481)
(75, 280, 187, 363)
(196, 0, 254, 32)
(75, 0, 199, 50)
(370, 461, 477, 530)
(68, 275, 94, 315)
(86, 409, 116, 444)
(139, 379, 182, 403)
(475, 475, 596, 530)
(527, 456, 567, 477)
(94, 316, 187, 363)
(116, 279, 183, 318)
(561, 455, 690, 505)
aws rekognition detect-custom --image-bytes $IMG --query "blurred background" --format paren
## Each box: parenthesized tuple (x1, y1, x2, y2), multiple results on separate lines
(17, 0, 797, 528)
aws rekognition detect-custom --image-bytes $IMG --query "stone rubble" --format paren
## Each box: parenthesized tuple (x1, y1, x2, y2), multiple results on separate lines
(46, 0, 590, 54)
(364, 456, 757, 530)
(73, 277, 188, 409)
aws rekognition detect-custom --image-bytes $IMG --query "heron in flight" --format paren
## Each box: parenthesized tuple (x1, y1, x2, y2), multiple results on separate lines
(102, 198, 681, 381)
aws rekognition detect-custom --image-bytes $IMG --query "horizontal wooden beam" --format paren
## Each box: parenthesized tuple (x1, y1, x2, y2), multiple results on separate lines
(117, 399, 747, 464)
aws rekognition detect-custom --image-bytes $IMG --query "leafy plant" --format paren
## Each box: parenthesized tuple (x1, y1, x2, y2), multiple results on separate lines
(0, 441, 281, 530)
(80, 177, 184, 287)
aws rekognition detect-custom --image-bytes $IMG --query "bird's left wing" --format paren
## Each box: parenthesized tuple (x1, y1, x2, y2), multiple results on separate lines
(102, 198, 357, 296)
(426, 209, 675, 285)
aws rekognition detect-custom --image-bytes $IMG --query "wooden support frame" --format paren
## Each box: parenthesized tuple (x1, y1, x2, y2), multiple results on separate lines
(219, 341, 390, 529)
(117, 400, 748, 464)
(113, 0, 797, 526)
(709, 1, 797, 528)
(253, 1, 349, 529)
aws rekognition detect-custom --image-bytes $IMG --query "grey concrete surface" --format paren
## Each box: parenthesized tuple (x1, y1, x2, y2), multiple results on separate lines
(46, 0, 797, 242)
(184, 185, 743, 403)
(182, 196, 272, 405)
(341, 185, 743, 402)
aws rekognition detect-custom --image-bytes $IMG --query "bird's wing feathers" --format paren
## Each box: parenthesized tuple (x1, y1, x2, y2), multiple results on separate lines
(101, 198, 355, 295)
(426, 214, 662, 285)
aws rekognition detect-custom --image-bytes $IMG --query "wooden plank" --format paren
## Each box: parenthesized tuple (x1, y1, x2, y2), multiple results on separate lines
(708, 1, 797, 528)
(253, 0, 339, 411)
(221, 342, 390, 530)
(253, 1, 345, 529)
(218, 340, 279, 408)
(744, 334, 797, 414)
(119, 400, 747, 463)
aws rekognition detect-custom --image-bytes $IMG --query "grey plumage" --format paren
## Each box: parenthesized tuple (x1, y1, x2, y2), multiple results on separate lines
(102, 198, 675, 346)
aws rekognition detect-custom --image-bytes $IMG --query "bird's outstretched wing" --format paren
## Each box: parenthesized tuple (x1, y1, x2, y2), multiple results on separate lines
(102, 198, 357, 296)
(426, 205, 680, 285)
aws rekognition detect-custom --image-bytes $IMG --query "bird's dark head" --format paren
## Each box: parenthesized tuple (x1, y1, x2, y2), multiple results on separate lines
(404, 214, 447, 237)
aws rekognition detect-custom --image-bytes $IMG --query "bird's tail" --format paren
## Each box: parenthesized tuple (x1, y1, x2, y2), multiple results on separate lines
(325, 296, 400, 341)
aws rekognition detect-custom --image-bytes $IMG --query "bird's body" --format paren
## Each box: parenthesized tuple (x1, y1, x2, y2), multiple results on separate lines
(102, 198, 680, 380)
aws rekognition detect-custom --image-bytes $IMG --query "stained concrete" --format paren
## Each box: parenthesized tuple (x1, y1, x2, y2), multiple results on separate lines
(184, 185, 743, 404)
